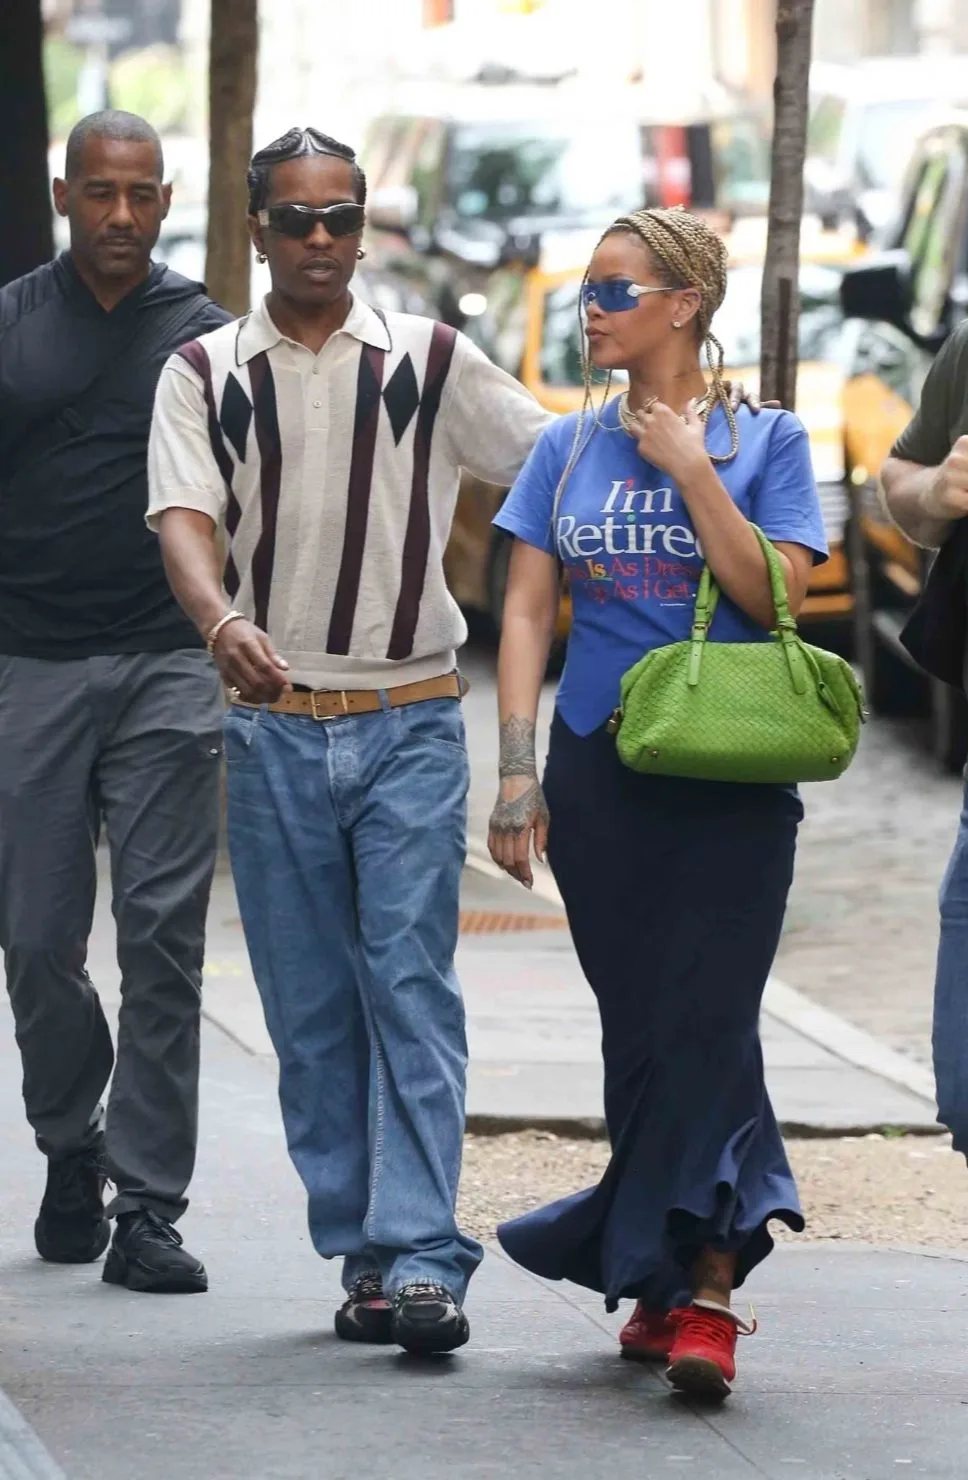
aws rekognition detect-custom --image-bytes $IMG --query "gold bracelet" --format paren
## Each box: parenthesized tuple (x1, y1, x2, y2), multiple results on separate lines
(206, 610, 246, 653)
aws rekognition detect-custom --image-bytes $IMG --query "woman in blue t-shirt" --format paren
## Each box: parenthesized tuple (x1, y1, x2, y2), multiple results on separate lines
(487, 206, 827, 1401)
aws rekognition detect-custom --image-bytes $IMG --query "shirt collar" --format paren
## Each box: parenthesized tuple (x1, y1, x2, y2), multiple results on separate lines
(235, 292, 391, 363)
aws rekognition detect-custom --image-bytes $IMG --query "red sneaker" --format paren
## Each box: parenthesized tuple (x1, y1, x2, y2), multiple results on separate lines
(666, 1301, 756, 1400)
(619, 1304, 679, 1363)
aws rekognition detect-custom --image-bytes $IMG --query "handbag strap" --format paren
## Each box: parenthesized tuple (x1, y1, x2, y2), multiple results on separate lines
(688, 525, 808, 693)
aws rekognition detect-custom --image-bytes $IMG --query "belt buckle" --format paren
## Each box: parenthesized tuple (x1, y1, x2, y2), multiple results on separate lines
(310, 689, 349, 721)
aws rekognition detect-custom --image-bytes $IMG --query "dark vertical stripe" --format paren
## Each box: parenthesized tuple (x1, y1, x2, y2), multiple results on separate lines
(175, 340, 242, 596)
(247, 352, 283, 631)
(326, 343, 387, 654)
(387, 323, 457, 660)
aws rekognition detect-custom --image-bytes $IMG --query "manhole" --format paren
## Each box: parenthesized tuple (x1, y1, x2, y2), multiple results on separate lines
(459, 910, 568, 934)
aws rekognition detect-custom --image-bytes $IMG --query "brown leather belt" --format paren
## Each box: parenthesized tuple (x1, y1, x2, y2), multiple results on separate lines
(231, 671, 468, 720)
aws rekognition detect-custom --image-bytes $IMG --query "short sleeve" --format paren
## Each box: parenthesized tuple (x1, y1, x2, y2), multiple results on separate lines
(445, 332, 553, 487)
(492, 418, 572, 556)
(890, 321, 968, 466)
(146, 355, 227, 531)
(752, 412, 829, 565)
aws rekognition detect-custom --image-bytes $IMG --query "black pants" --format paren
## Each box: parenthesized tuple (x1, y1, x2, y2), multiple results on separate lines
(499, 715, 805, 1311)
(0, 651, 223, 1221)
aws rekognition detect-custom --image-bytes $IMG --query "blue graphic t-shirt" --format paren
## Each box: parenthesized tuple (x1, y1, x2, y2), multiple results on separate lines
(494, 398, 828, 736)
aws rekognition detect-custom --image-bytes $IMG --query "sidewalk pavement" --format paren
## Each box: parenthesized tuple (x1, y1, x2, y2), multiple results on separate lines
(2, 975, 967, 1479)
(193, 857, 939, 1136)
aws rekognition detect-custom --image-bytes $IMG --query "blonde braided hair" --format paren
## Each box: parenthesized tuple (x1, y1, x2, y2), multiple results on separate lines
(552, 206, 737, 529)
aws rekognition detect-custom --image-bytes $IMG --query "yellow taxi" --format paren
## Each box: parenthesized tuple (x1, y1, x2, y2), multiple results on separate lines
(836, 114, 968, 770)
(445, 219, 867, 645)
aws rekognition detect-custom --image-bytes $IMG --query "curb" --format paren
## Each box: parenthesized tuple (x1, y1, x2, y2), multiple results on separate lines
(0, 1389, 67, 1480)
(464, 842, 940, 1128)
(464, 1113, 943, 1140)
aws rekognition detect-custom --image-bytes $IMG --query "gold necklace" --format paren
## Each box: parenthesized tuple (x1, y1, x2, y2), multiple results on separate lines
(617, 389, 711, 438)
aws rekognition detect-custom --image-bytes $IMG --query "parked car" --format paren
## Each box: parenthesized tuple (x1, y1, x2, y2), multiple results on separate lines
(806, 56, 968, 242)
(360, 85, 647, 329)
(446, 218, 862, 645)
(840, 112, 968, 771)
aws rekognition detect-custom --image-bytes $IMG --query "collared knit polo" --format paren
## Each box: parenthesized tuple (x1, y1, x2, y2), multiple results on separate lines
(147, 293, 550, 690)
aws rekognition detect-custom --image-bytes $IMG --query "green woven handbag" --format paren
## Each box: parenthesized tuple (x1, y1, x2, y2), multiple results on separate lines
(610, 525, 865, 784)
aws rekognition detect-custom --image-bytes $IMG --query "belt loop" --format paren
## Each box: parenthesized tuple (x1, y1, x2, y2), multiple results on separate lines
(378, 688, 392, 714)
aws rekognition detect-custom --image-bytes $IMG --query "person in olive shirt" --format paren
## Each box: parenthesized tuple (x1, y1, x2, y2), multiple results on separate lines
(0, 111, 229, 1291)
(882, 317, 968, 1166)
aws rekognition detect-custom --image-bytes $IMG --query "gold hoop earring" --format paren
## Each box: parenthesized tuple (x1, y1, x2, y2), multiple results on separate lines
(256, 252, 267, 264)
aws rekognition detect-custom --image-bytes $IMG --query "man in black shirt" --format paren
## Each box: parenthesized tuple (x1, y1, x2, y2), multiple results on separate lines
(0, 111, 229, 1292)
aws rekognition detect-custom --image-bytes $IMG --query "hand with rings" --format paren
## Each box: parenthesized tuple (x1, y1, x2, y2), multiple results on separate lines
(628, 397, 710, 484)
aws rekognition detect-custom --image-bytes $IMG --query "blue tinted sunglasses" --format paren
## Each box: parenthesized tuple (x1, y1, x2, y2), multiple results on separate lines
(581, 278, 677, 313)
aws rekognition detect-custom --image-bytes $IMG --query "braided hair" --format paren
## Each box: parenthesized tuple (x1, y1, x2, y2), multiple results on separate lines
(247, 127, 367, 215)
(553, 206, 737, 528)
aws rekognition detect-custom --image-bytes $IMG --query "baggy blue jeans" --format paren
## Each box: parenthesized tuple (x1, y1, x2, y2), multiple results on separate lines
(935, 777, 968, 1155)
(223, 694, 483, 1301)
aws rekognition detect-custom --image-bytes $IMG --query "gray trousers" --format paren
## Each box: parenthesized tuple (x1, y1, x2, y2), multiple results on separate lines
(0, 651, 224, 1221)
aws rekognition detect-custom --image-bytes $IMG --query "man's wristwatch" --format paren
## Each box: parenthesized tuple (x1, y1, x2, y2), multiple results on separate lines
(206, 610, 246, 653)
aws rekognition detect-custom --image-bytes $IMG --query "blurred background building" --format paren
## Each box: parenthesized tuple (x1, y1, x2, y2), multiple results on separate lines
(40, 0, 968, 153)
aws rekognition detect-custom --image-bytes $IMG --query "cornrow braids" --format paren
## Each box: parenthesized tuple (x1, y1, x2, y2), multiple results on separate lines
(551, 206, 737, 535)
(247, 127, 367, 215)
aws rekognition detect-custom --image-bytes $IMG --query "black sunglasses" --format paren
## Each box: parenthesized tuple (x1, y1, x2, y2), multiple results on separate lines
(258, 202, 365, 240)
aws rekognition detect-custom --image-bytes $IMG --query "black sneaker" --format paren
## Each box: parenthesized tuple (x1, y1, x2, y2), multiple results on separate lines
(102, 1209, 208, 1294)
(334, 1272, 395, 1345)
(392, 1280, 469, 1355)
(34, 1140, 110, 1265)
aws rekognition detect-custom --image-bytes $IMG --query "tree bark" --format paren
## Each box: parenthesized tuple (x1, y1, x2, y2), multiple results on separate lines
(0, 0, 54, 288)
(205, 0, 258, 315)
(760, 0, 816, 410)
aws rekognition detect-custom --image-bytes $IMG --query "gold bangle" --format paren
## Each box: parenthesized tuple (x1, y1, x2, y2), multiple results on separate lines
(206, 610, 246, 653)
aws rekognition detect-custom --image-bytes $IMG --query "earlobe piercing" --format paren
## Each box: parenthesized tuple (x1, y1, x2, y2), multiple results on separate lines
(672, 320, 682, 329)
(256, 252, 267, 264)
(357, 248, 367, 260)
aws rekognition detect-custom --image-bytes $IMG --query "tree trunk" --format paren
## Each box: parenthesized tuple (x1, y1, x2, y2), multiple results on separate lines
(205, 0, 258, 315)
(0, 0, 54, 288)
(760, 0, 816, 410)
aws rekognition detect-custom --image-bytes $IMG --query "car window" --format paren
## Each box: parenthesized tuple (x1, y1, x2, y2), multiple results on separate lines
(710, 115, 770, 211)
(363, 118, 414, 191)
(540, 282, 586, 387)
(409, 119, 447, 231)
(808, 94, 847, 164)
(463, 270, 529, 377)
(370, 118, 423, 191)
(855, 100, 940, 191)
(901, 153, 949, 264)
(539, 263, 846, 388)
(849, 324, 916, 401)
(491, 274, 530, 377)
(715, 262, 845, 367)
(446, 122, 641, 225)
(902, 143, 967, 337)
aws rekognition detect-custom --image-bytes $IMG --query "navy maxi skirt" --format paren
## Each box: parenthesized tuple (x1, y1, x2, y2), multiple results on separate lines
(497, 714, 805, 1312)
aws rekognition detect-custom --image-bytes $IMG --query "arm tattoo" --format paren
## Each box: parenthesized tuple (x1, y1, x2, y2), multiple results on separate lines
(499, 715, 538, 779)
(490, 779, 550, 837)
